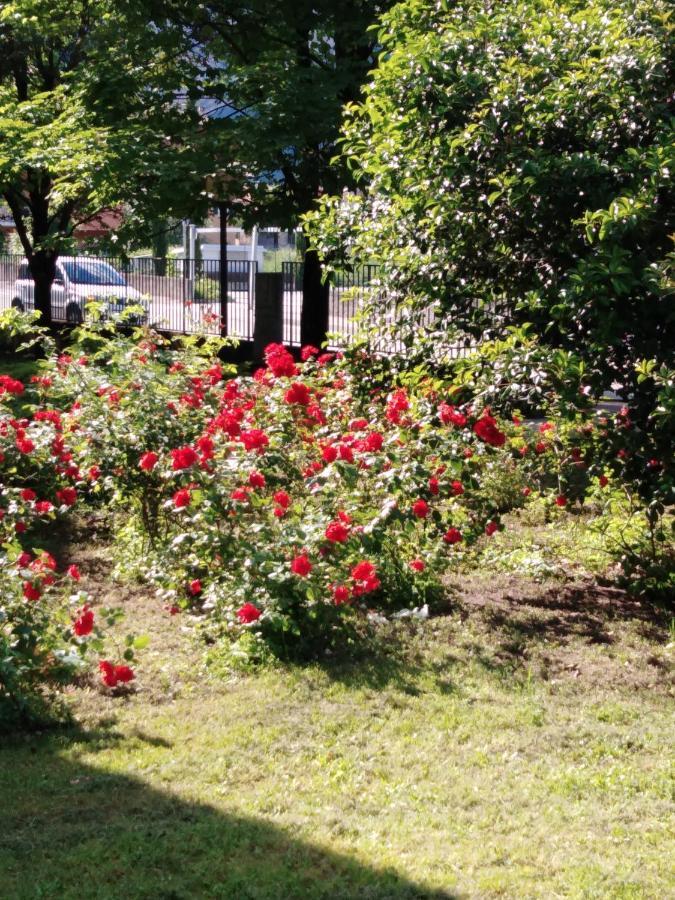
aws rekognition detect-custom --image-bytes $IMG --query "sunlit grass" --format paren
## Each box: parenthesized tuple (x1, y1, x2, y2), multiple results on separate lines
(1, 548, 672, 899)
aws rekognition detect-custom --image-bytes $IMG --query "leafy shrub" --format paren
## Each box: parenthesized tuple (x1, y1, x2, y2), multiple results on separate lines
(0, 337, 142, 730)
(50, 339, 526, 660)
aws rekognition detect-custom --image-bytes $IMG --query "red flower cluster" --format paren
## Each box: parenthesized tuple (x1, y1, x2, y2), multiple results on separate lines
(291, 553, 313, 577)
(473, 412, 506, 448)
(140, 451, 159, 471)
(73, 606, 95, 637)
(0, 375, 24, 396)
(265, 343, 297, 378)
(237, 602, 262, 623)
(171, 446, 198, 470)
(439, 403, 467, 427)
(99, 660, 135, 688)
(325, 520, 350, 543)
(284, 382, 312, 406)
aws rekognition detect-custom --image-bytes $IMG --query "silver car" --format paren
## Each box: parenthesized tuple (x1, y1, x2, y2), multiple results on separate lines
(12, 257, 148, 324)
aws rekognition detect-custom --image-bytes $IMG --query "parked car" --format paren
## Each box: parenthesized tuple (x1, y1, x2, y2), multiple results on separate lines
(12, 257, 148, 324)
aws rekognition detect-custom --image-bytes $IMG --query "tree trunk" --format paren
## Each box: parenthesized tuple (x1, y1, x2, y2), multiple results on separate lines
(28, 251, 56, 327)
(300, 246, 330, 349)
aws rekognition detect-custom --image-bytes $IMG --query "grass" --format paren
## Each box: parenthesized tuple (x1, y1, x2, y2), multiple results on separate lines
(0, 521, 673, 899)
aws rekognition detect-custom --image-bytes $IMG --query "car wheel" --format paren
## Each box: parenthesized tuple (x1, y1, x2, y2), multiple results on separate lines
(66, 301, 84, 324)
(11, 298, 25, 312)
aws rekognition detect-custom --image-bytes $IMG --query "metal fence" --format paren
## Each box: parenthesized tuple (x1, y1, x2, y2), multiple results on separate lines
(0, 253, 505, 357)
(281, 261, 381, 348)
(0, 254, 256, 338)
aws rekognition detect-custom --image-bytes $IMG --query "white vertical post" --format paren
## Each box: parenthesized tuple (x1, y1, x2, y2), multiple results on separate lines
(188, 224, 196, 300)
(249, 226, 258, 318)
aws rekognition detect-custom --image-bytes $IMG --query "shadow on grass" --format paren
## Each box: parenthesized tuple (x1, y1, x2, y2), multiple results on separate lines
(479, 581, 669, 649)
(0, 728, 457, 900)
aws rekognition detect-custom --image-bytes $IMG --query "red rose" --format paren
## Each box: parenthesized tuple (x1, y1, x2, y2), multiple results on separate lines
(428, 477, 440, 496)
(473, 413, 506, 448)
(451, 480, 464, 496)
(171, 446, 198, 470)
(265, 343, 297, 377)
(284, 382, 312, 406)
(189, 579, 202, 595)
(338, 444, 354, 463)
(88, 465, 101, 481)
(412, 499, 430, 518)
(322, 444, 338, 463)
(333, 585, 350, 605)
(20, 488, 36, 502)
(409, 559, 425, 572)
(173, 488, 191, 509)
(535, 442, 547, 454)
(99, 660, 118, 687)
(598, 475, 609, 488)
(23, 582, 41, 601)
(114, 665, 135, 684)
(300, 345, 319, 361)
(139, 451, 159, 471)
(522, 486, 532, 497)
(67, 564, 81, 580)
(351, 560, 376, 582)
(325, 521, 349, 543)
(273, 506, 286, 518)
(443, 528, 463, 545)
(240, 429, 269, 452)
(485, 521, 498, 536)
(291, 554, 312, 577)
(16, 438, 35, 454)
(56, 487, 77, 507)
(237, 602, 262, 623)
(439, 403, 467, 427)
(555, 495, 567, 507)
(73, 607, 94, 636)
(230, 487, 250, 502)
(248, 471, 266, 488)
(273, 490, 291, 509)
(365, 432, 384, 452)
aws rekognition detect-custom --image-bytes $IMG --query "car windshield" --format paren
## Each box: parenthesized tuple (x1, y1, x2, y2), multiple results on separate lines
(61, 260, 126, 286)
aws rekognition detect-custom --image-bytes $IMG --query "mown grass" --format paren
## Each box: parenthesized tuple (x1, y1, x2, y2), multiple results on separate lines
(0, 518, 673, 899)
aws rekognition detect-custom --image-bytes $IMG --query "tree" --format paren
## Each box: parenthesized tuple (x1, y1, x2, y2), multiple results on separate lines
(0, 0, 196, 324)
(308, 0, 675, 388)
(158, 0, 395, 348)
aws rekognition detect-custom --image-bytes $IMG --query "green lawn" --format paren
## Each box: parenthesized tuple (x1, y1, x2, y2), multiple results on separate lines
(1, 520, 673, 900)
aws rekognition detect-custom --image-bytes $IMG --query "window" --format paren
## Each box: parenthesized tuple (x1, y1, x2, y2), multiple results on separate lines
(61, 260, 126, 286)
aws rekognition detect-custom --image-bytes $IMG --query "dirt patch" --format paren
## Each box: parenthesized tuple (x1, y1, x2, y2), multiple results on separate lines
(445, 572, 673, 692)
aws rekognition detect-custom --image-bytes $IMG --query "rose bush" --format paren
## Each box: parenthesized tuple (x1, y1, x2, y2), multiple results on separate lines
(2, 313, 671, 698)
(49, 337, 536, 660)
(0, 314, 145, 729)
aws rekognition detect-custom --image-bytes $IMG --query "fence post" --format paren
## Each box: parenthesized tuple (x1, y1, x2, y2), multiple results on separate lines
(253, 272, 283, 363)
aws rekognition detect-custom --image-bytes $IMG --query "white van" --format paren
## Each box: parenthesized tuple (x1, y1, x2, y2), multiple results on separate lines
(12, 257, 148, 324)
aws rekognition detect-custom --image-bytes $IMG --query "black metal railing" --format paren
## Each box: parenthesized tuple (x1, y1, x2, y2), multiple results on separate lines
(281, 261, 381, 348)
(0, 252, 508, 358)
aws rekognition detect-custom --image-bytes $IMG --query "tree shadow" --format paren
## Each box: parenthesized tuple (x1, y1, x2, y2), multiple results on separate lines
(478, 582, 669, 648)
(0, 727, 457, 900)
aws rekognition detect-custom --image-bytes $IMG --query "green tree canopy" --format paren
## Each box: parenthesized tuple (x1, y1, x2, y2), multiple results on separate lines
(159, 0, 395, 345)
(0, 0, 196, 322)
(308, 0, 675, 389)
